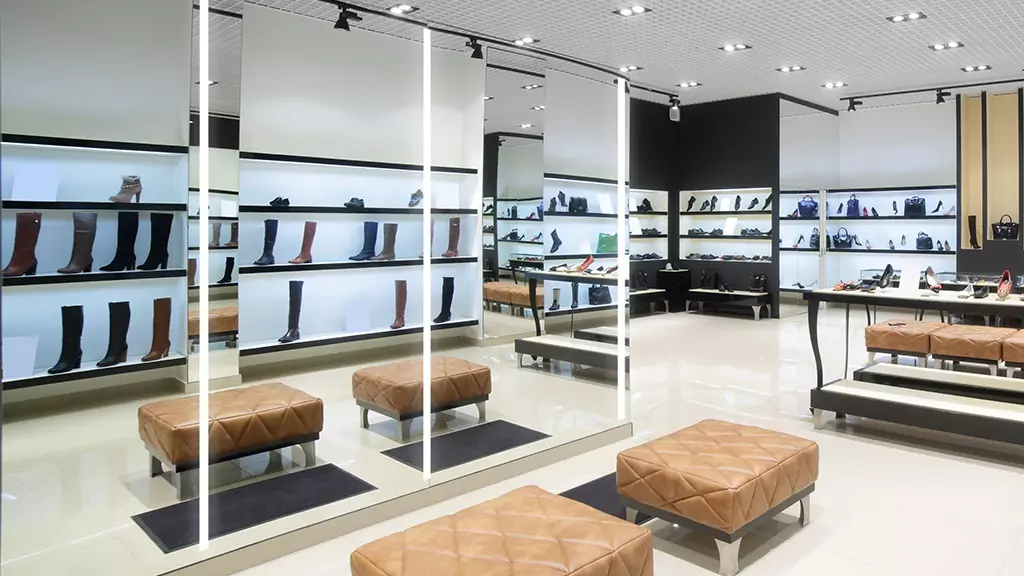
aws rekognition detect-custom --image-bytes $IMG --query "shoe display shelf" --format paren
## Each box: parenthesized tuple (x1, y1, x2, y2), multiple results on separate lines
(492, 196, 544, 280)
(235, 151, 480, 356)
(1, 134, 190, 388)
(187, 187, 240, 293)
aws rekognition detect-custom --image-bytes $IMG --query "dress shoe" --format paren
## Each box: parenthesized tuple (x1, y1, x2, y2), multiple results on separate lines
(837, 202, 844, 214)
(974, 286, 989, 299)
(958, 282, 974, 299)
(889, 239, 895, 250)
(945, 241, 951, 251)
(640, 198, 654, 212)
(747, 198, 760, 210)
(407, 189, 424, 207)
(344, 197, 365, 209)
(699, 199, 711, 211)
(558, 191, 567, 207)
(734, 195, 741, 211)
(270, 197, 290, 207)
(686, 196, 696, 211)
(792, 234, 805, 248)
(710, 196, 719, 211)
(925, 266, 942, 293)
(862, 207, 868, 217)
(901, 234, 906, 246)
(789, 209, 798, 218)
(853, 235, 863, 246)
(483, 204, 494, 214)
(931, 201, 944, 214)
(764, 195, 772, 210)
(549, 197, 558, 213)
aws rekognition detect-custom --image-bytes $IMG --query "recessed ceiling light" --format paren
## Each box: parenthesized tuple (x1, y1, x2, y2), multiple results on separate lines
(720, 44, 752, 52)
(961, 65, 991, 72)
(776, 65, 806, 73)
(514, 37, 538, 45)
(618, 65, 643, 72)
(908, 12, 921, 19)
(677, 81, 701, 88)
(887, 12, 927, 22)
(613, 5, 650, 17)
(822, 82, 846, 89)
(531, 105, 545, 111)
(930, 41, 964, 51)
(387, 3, 417, 15)
(522, 83, 542, 90)
(520, 123, 534, 128)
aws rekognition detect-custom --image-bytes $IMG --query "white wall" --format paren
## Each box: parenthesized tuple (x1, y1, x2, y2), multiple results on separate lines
(497, 141, 543, 198)
(544, 71, 618, 179)
(780, 111, 839, 190)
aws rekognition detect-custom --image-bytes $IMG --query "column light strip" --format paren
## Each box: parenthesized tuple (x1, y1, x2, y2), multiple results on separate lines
(421, 27, 432, 481)
(198, 0, 211, 549)
(616, 78, 627, 421)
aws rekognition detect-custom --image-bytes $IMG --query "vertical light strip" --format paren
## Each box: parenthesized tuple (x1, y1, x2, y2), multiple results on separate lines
(197, 0, 211, 549)
(421, 27, 432, 480)
(616, 78, 627, 421)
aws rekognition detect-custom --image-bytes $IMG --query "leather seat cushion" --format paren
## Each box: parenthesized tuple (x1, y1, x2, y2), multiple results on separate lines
(352, 356, 491, 416)
(616, 419, 818, 535)
(350, 485, 653, 576)
(930, 325, 1017, 361)
(1002, 331, 1024, 364)
(483, 282, 512, 303)
(188, 306, 238, 336)
(865, 321, 948, 354)
(139, 382, 323, 466)
(507, 284, 542, 307)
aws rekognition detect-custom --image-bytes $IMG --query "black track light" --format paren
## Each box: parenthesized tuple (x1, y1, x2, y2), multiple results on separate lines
(466, 38, 483, 60)
(936, 89, 951, 104)
(847, 99, 863, 112)
(334, 6, 362, 31)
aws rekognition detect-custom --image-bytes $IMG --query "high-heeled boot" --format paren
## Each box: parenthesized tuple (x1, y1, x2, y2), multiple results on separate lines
(142, 298, 171, 362)
(3, 212, 42, 277)
(217, 257, 235, 284)
(571, 282, 579, 309)
(433, 276, 455, 323)
(210, 222, 222, 247)
(226, 222, 239, 247)
(100, 211, 139, 271)
(350, 221, 378, 261)
(549, 287, 561, 311)
(58, 212, 97, 274)
(109, 175, 142, 203)
(253, 219, 278, 265)
(370, 223, 398, 261)
(968, 215, 981, 249)
(278, 280, 303, 343)
(391, 280, 407, 329)
(48, 305, 84, 374)
(138, 213, 174, 270)
(289, 221, 317, 264)
(442, 218, 460, 257)
(97, 301, 131, 367)
(188, 257, 197, 286)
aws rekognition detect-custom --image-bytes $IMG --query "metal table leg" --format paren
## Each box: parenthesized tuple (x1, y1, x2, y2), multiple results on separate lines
(528, 277, 541, 337)
(808, 295, 823, 389)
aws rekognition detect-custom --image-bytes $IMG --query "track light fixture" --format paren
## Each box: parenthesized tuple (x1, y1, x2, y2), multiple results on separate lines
(847, 99, 863, 112)
(669, 96, 680, 122)
(936, 89, 951, 104)
(466, 38, 483, 60)
(334, 5, 362, 31)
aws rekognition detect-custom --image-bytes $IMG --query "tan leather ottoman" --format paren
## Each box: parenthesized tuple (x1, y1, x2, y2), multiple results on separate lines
(351, 485, 653, 576)
(617, 420, 818, 576)
(139, 382, 323, 499)
(1001, 331, 1024, 371)
(483, 282, 512, 305)
(865, 320, 947, 360)
(352, 356, 491, 442)
(508, 284, 543, 307)
(187, 306, 239, 351)
(930, 325, 1016, 373)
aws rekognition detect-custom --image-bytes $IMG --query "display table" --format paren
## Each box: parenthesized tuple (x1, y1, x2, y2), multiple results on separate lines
(524, 269, 622, 336)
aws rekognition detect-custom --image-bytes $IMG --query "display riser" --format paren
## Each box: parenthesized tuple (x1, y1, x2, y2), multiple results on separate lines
(3, 364, 186, 404)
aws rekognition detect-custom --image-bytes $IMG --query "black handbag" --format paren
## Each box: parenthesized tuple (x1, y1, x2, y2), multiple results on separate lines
(568, 197, 589, 213)
(992, 214, 1020, 240)
(846, 194, 860, 217)
(588, 285, 612, 305)
(810, 227, 820, 249)
(832, 227, 853, 248)
(798, 195, 818, 218)
(905, 196, 926, 217)
(699, 270, 718, 289)
(915, 232, 934, 250)
(749, 273, 767, 292)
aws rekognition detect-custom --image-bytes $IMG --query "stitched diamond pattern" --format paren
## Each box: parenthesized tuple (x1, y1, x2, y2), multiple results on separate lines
(138, 382, 323, 466)
(1003, 331, 1024, 364)
(350, 486, 653, 576)
(930, 325, 1017, 361)
(616, 420, 818, 534)
(865, 321, 947, 354)
(351, 356, 492, 415)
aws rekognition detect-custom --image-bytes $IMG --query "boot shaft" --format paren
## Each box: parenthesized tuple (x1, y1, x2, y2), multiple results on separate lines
(60, 305, 85, 339)
(151, 297, 171, 344)
(287, 280, 304, 328)
(444, 217, 461, 255)
(263, 218, 279, 250)
(227, 222, 239, 246)
(13, 211, 42, 248)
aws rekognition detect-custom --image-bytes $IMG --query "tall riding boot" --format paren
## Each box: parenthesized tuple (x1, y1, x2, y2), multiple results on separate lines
(253, 219, 278, 265)
(3, 212, 42, 277)
(420, 220, 435, 259)
(968, 215, 981, 249)
(138, 212, 174, 270)
(549, 287, 561, 311)
(370, 223, 398, 261)
(433, 276, 455, 323)
(278, 280, 303, 343)
(571, 282, 579, 309)
(97, 301, 131, 367)
(350, 221, 378, 261)
(391, 280, 407, 329)
(210, 222, 222, 247)
(289, 221, 317, 264)
(226, 222, 239, 247)
(217, 257, 235, 284)
(142, 297, 171, 362)
(58, 212, 97, 274)
(188, 257, 197, 286)
(442, 218, 461, 257)
(100, 211, 139, 271)
(48, 305, 84, 374)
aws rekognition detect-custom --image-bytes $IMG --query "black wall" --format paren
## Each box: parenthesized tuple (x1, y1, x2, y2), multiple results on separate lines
(629, 98, 680, 191)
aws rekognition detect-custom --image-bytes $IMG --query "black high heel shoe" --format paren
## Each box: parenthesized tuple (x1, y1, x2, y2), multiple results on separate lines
(879, 264, 894, 289)
(853, 235, 863, 246)
(838, 202, 844, 215)
(892, 200, 898, 215)
(792, 234, 805, 248)
(871, 207, 879, 217)
(931, 201, 944, 214)
(889, 239, 895, 250)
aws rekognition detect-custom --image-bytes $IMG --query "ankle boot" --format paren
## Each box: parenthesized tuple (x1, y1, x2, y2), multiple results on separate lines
(97, 301, 131, 367)
(350, 221, 378, 261)
(48, 305, 84, 374)
(109, 175, 142, 203)
(289, 221, 317, 264)
(217, 257, 235, 284)
(442, 218, 460, 257)
(188, 257, 197, 286)
(253, 219, 278, 265)
(99, 211, 139, 271)
(391, 280, 407, 329)
(370, 223, 398, 260)
(58, 212, 97, 274)
(550, 229, 562, 253)
(571, 281, 579, 309)
(548, 197, 557, 213)
(210, 222, 221, 247)
(433, 276, 455, 323)
(142, 297, 171, 362)
(968, 215, 981, 249)
(3, 212, 42, 277)
(549, 287, 561, 311)
(558, 191, 567, 207)
(278, 280, 303, 343)
(138, 213, 174, 270)
(226, 222, 239, 247)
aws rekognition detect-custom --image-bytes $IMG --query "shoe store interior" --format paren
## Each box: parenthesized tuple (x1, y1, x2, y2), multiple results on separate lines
(2, 1, 1024, 575)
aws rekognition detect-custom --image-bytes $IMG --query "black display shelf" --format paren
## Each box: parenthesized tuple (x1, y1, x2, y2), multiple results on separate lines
(544, 173, 623, 186)
(238, 205, 475, 215)
(547, 303, 618, 317)
(779, 215, 821, 220)
(629, 258, 669, 264)
(3, 268, 186, 287)
(2, 201, 186, 212)
(496, 196, 543, 202)
(2, 133, 189, 155)
(545, 212, 617, 219)
(831, 248, 957, 255)
(780, 247, 819, 252)
(495, 217, 542, 222)
(3, 355, 187, 390)
(681, 210, 771, 216)
(630, 211, 669, 216)
(680, 234, 771, 240)
(189, 187, 239, 196)
(189, 245, 237, 250)
(188, 215, 238, 221)
(827, 184, 956, 194)
(189, 282, 238, 289)
(826, 215, 957, 221)
(498, 239, 543, 245)
(678, 258, 773, 265)
(547, 253, 619, 260)
(630, 234, 668, 239)
(779, 190, 819, 196)
(239, 256, 479, 275)
(239, 151, 477, 175)
(239, 319, 478, 357)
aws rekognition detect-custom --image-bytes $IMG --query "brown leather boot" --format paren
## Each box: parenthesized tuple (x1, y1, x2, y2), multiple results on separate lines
(289, 221, 317, 264)
(109, 175, 142, 203)
(188, 257, 197, 286)
(442, 217, 460, 257)
(391, 280, 407, 329)
(226, 222, 239, 247)
(370, 223, 398, 260)
(58, 212, 97, 274)
(3, 212, 42, 277)
(142, 297, 171, 362)
(210, 222, 222, 247)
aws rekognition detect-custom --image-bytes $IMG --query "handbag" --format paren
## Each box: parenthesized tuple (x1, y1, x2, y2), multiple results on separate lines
(846, 194, 860, 217)
(809, 227, 820, 249)
(749, 273, 767, 292)
(699, 270, 718, 289)
(798, 195, 818, 218)
(588, 285, 612, 305)
(992, 214, 1020, 240)
(596, 232, 617, 253)
(915, 232, 934, 250)
(568, 197, 589, 213)
(905, 196, 926, 217)
(832, 227, 853, 248)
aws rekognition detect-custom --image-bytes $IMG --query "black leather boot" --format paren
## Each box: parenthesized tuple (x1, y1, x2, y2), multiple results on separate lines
(217, 257, 235, 284)
(278, 280, 303, 343)
(549, 287, 560, 311)
(433, 276, 455, 323)
(48, 305, 84, 374)
(350, 221, 379, 261)
(558, 191, 567, 207)
(548, 197, 557, 213)
(97, 301, 131, 367)
(571, 281, 579, 309)
(100, 212, 139, 271)
(968, 215, 981, 249)
(687, 196, 696, 211)
(253, 219, 278, 265)
(138, 213, 174, 270)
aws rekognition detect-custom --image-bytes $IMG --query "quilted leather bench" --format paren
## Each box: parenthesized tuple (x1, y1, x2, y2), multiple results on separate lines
(1002, 331, 1024, 376)
(352, 356, 491, 442)
(865, 320, 948, 363)
(930, 324, 1017, 375)
(187, 306, 238, 350)
(350, 485, 653, 576)
(617, 419, 818, 576)
(483, 282, 542, 315)
(139, 382, 323, 499)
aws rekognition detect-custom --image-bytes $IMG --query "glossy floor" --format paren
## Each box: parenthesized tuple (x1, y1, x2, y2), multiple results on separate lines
(236, 304, 1024, 576)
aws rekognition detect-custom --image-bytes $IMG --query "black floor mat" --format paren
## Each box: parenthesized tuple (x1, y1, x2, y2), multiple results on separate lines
(132, 464, 376, 553)
(381, 419, 550, 472)
(559, 473, 651, 524)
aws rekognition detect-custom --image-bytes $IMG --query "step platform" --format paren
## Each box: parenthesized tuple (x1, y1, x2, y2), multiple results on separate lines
(514, 334, 628, 371)
(573, 326, 630, 345)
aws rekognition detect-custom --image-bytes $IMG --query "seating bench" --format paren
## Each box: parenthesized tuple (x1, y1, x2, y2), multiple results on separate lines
(865, 320, 948, 364)
(187, 305, 238, 350)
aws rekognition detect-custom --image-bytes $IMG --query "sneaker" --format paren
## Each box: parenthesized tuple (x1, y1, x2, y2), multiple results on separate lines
(408, 189, 424, 207)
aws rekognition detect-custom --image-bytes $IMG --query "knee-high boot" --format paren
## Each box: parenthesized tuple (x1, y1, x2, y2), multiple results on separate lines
(278, 280, 303, 343)
(433, 276, 455, 323)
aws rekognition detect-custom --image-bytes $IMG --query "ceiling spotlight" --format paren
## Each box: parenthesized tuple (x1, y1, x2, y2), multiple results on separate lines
(618, 65, 642, 72)
(888, 12, 927, 22)
(520, 123, 534, 129)
(466, 37, 483, 60)
(522, 84, 542, 90)
(930, 41, 964, 51)
(531, 105, 545, 111)
(387, 3, 417, 15)
(484, 96, 493, 101)
(720, 44, 752, 52)
(614, 5, 650, 16)
(676, 81, 701, 88)
(823, 82, 847, 89)
(334, 6, 362, 31)
(892, 15, 905, 22)
(961, 65, 991, 72)
(847, 99, 863, 112)
(669, 96, 680, 122)
(908, 12, 921, 19)
(776, 65, 806, 73)
(936, 90, 951, 104)
(514, 36, 538, 45)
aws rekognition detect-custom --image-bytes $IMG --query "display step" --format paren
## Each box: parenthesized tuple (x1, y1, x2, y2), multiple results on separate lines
(189, 245, 238, 251)
(514, 334, 626, 370)
(547, 302, 619, 317)
(546, 253, 618, 260)
(238, 206, 476, 215)
(188, 215, 238, 221)
(2, 133, 188, 155)
(238, 256, 478, 275)
(856, 362, 1024, 396)
(240, 318, 478, 356)
(630, 234, 668, 239)
(189, 282, 238, 289)
(239, 151, 477, 174)
(574, 326, 629, 345)
(680, 234, 771, 240)
(2, 200, 187, 212)
(544, 212, 617, 219)
(3, 354, 187, 390)
(498, 239, 543, 245)
(3, 268, 186, 287)
(681, 210, 771, 216)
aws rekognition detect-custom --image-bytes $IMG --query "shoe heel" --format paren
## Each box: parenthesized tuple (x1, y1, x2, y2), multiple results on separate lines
(128, 260, 136, 271)
(119, 350, 127, 362)
(135, 191, 141, 203)
(160, 258, 167, 270)
(83, 264, 92, 273)
(73, 358, 81, 370)
(25, 263, 37, 276)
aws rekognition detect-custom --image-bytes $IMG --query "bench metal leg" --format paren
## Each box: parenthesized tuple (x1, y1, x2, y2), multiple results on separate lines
(799, 494, 811, 526)
(1008, 367, 1018, 379)
(150, 455, 162, 478)
(812, 408, 826, 429)
(476, 401, 486, 422)
(751, 305, 761, 321)
(360, 407, 369, 429)
(399, 419, 413, 442)
(300, 441, 316, 467)
(625, 506, 638, 524)
(989, 365, 999, 377)
(174, 468, 199, 501)
(715, 538, 742, 576)
(867, 351, 876, 363)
